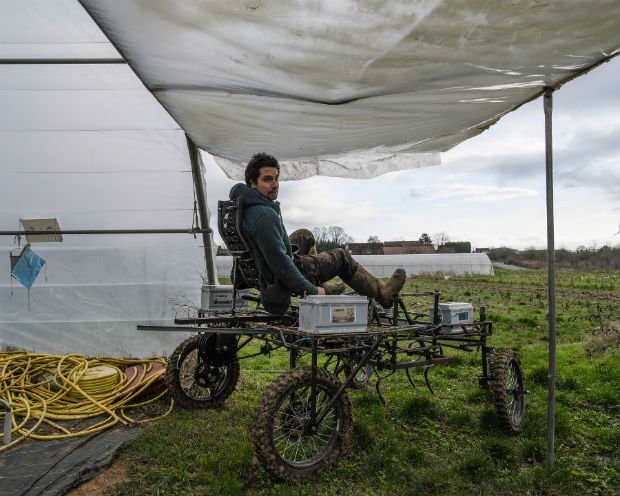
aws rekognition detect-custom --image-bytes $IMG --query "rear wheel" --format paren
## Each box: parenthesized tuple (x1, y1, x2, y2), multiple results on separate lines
(165, 334, 240, 408)
(251, 366, 353, 481)
(491, 350, 526, 434)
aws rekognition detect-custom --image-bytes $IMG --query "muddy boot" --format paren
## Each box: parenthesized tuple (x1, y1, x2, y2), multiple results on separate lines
(346, 266, 406, 308)
(321, 281, 347, 295)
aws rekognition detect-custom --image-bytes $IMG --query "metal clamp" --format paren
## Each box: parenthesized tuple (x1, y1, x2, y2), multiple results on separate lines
(0, 399, 11, 445)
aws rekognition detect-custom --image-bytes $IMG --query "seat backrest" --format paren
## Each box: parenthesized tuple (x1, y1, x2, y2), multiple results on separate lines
(217, 199, 260, 289)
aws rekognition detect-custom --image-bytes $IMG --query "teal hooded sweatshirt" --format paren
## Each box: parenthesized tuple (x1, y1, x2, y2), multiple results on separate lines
(229, 183, 317, 314)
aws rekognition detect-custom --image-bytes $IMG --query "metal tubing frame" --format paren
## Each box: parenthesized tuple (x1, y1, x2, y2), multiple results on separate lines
(544, 88, 557, 470)
(310, 337, 319, 427)
(186, 136, 217, 285)
(314, 336, 384, 426)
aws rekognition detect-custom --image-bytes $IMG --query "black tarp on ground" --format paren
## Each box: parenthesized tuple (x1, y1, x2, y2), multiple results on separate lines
(0, 426, 142, 496)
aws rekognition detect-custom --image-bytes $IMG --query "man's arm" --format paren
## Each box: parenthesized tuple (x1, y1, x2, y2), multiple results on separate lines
(251, 211, 319, 296)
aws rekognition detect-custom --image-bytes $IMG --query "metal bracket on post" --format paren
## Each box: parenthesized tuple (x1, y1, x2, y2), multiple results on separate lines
(0, 399, 11, 445)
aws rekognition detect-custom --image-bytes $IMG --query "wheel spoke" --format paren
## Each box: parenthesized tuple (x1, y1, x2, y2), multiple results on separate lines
(252, 366, 353, 480)
(272, 384, 339, 465)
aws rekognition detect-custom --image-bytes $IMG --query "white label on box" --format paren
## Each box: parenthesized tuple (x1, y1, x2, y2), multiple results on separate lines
(330, 306, 356, 324)
(214, 294, 232, 304)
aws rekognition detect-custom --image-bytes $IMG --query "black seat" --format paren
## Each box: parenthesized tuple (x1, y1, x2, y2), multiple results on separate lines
(217, 199, 260, 290)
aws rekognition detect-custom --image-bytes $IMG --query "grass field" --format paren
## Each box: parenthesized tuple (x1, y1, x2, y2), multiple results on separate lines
(110, 269, 619, 496)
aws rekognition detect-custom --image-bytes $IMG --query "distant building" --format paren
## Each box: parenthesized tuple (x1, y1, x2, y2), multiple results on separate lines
(348, 240, 434, 255)
(474, 247, 489, 253)
(347, 242, 384, 255)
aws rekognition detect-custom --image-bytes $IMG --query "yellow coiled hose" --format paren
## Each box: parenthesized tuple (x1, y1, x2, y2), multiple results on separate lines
(0, 352, 173, 452)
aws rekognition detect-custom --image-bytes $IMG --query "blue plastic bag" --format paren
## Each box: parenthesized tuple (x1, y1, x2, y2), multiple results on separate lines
(11, 245, 46, 289)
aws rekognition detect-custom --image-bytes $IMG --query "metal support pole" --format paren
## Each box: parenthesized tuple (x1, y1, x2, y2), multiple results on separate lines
(186, 136, 217, 285)
(544, 88, 557, 470)
(0, 399, 11, 445)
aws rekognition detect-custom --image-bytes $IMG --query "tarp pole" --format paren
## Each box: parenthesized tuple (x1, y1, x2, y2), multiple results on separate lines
(187, 136, 217, 285)
(544, 88, 557, 470)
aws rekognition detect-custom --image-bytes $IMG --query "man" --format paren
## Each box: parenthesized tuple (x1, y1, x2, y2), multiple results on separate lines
(229, 153, 406, 315)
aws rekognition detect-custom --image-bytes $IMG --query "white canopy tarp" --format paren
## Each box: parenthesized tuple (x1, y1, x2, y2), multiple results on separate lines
(80, 0, 620, 178)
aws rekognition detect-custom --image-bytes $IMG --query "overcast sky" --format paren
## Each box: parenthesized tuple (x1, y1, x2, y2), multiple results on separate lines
(202, 55, 619, 251)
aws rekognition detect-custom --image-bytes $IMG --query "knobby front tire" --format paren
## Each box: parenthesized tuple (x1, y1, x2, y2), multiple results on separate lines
(251, 366, 353, 481)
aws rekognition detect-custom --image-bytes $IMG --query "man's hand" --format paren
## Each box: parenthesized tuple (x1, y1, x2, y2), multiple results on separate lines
(316, 286, 326, 296)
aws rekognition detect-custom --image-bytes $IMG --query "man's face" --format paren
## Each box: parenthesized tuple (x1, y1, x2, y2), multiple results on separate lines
(250, 166, 279, 200)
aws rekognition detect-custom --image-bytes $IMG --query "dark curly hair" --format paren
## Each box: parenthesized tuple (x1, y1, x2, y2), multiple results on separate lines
(245, 153, 280, 186)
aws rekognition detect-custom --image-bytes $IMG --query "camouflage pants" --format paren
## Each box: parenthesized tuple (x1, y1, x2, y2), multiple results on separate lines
(290, 229, 357, 286)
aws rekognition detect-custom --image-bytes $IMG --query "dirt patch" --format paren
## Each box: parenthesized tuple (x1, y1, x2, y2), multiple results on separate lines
(66, 458, 131, 496)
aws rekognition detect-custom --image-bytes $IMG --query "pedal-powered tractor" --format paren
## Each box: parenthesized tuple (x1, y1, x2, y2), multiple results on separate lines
(139, 199, 526, 482)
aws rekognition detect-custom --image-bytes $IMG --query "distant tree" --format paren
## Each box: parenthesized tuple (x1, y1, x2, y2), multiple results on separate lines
(418, 233, 432, 246)
(432, 232, 449, 249)
(328, 226, 353, 245)
(443, 241, 472, 253)
(311, 227, 325, 242)
(312, 226, 353, 252)
(488, 246, 620, 271)
(368, 235, 381, 243)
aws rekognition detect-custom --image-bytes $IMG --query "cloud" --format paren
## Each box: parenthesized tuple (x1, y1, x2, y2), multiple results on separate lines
(412, 183, 538, 203)
(557, 158, 620, 201)
(278, 181, 379, 230)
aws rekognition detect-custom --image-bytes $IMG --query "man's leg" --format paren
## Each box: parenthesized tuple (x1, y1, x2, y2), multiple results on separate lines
(298, 248, 406, 307)
(290, 229, 345, 294)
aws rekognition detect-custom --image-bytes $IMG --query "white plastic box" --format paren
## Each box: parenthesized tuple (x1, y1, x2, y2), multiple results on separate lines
(430, 302, 474, 325)
(298, 295, 368, 335)
(201, 285, 250, 311)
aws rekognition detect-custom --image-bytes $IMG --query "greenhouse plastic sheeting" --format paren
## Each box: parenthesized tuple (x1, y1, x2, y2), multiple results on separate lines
(0, 9, 213, 355)
(0, 240, 204, 357)
(79, 0, 620, 176)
